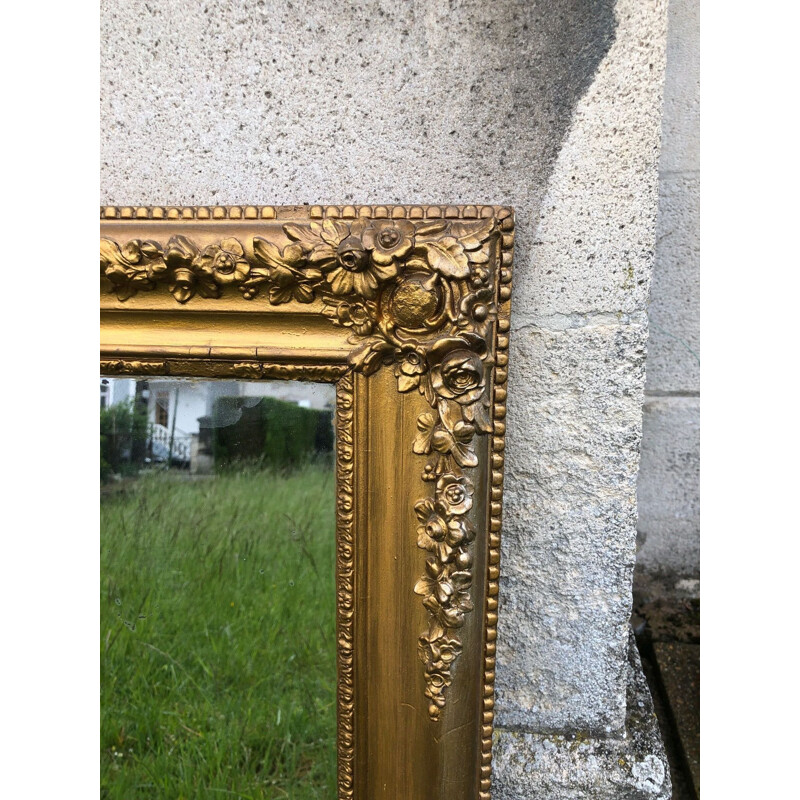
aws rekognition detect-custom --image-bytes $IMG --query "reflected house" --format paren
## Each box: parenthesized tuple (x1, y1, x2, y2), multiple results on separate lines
(100, 378, 335, 473)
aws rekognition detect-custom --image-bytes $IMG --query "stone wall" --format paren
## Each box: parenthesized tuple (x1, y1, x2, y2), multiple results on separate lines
(101, 1, 672, 795)
(496, 0, 667, 740)
(636, 0, 700, 580)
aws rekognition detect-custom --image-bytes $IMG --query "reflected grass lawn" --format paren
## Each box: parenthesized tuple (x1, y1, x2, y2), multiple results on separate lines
(101, 463, 336, 799)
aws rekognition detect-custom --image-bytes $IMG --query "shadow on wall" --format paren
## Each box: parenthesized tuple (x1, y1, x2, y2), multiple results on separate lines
(471, 0, 618, 190)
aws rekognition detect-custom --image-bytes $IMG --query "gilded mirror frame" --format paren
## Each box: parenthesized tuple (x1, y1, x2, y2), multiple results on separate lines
(100, 203, 514, 799)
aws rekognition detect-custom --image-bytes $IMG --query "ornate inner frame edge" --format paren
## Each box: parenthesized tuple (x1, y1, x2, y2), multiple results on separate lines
(100, 204, 514, 800)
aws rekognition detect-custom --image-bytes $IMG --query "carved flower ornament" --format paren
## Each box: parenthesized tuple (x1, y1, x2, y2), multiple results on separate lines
(362, 218, 415, 267)
(427, 334, 488, 406)
(304, 218, 403, 298)
(325, 299, 377, 337)
(100, 238, 166, 301)
(100, 213, 501, 720)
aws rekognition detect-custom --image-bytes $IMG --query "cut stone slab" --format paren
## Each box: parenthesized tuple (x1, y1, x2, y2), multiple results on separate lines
(499, 320, 648, 735)
(491, 634, 671, 800)
(653, 642, 699, 796)
(636, 397, 700, 577)
(644, 174, 700, 394)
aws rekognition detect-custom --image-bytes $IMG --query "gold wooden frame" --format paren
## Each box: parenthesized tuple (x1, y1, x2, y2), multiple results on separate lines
(100, 203, 514, 799)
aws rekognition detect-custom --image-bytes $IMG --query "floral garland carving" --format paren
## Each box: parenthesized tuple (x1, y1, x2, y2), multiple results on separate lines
(101, 215, 500, 721)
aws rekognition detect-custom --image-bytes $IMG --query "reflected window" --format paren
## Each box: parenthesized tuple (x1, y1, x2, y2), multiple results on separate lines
(154, 391, 169, 428)
(100, 379, 110, 410)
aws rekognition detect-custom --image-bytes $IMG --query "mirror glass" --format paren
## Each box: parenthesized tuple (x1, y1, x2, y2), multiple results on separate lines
(100, 376, 337, 798)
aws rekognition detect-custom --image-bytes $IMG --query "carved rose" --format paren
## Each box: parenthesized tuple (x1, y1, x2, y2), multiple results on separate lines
(307, 219, 397, 299)
(362, 219, 415, 267)
(324, 299, 375, 336)
(436, 473, 474, 516)
(195, 238, 250, 284)
(426, 334, 488, 406)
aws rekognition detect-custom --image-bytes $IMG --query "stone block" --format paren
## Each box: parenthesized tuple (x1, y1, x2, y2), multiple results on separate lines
(512, 0, 669, 322)
(499, 321, 647, 734)
(636, 397, 700, 576)
(657, 0, 700, 175)
(492, 634, 671, 800)
(645, 174, 700, 393)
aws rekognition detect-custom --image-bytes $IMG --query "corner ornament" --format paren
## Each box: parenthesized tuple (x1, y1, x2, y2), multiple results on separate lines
(101, 212, 506, 721)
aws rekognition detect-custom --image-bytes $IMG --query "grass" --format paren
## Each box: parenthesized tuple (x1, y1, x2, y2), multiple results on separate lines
(101, 462, 337, 799)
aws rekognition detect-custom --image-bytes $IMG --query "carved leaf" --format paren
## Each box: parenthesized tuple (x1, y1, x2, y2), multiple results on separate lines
(112, 283, 138, 302)
(438, 399, 462, 434)
(451, 442, 478, 469)
(121, 240, 143, 263)
(99, 238, 121, 270)
(139, 240, 163, 259)
(463, 399, 493, 434)
(422, 240, 469, 279)
(348, 339, 394, 376)
(418, 375, 437, 407)
(294, 283, 315, 303)
(448, 218, 495, 250)
(252, 237, 286, 269)
(413, 413, 437, 455)
(414, 498, 436, 522)
(320, 219, 350, 246)
(282, 223, 320, 247)
(467, 246, 490, 264)
(397, 374, 419, 393)
(427, 621, 446, 642)
(414, 221, 448, 238)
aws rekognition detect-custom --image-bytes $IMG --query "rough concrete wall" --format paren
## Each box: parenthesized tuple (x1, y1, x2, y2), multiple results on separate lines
(496, 0, 668, 737)
(100, 0, 668, 750)
(636, 0, 700, 578)
(100, 0, 615, 208)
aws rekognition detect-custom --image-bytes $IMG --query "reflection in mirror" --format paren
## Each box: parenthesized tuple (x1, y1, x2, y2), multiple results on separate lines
(100, 376, 337, 798)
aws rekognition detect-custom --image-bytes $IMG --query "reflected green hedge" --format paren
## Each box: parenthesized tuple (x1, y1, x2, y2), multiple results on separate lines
(100, 400, 149, 482)
(212, 396, 333, 470)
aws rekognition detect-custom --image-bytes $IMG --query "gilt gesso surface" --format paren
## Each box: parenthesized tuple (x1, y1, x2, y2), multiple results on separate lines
(101, 206, 513, 724)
